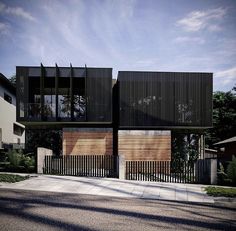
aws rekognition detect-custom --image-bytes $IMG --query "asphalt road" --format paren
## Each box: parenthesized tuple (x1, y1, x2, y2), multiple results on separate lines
(0, 189, 235, 231)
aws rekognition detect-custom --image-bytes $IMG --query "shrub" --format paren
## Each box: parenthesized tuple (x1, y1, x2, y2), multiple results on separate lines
(4, 150, 36, 173)
(217, 162, 228, 185)
(205, 186, 236, 197)
(227, 156, 236, 185)
(0, 173, 29, 183)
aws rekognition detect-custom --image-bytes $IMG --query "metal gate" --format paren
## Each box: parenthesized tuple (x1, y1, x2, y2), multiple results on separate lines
(43, 155, 118, 178)
(125, 160, 209, 184)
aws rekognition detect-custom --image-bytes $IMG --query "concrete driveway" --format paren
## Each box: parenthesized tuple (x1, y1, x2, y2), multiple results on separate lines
(0, 174, 214, 203)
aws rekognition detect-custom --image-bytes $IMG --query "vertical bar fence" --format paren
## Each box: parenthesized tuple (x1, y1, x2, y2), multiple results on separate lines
(125, 160, 198, 183)
(43, 155, 117, 178)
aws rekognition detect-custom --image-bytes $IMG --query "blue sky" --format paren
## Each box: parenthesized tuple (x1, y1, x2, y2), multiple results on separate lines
(0, 0, 235, 91)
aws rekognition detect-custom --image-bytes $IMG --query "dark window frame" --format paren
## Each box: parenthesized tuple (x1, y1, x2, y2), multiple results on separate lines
(4, 92, 12, 104)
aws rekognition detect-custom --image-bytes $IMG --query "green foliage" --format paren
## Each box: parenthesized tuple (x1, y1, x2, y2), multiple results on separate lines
(226, 156, 236, 185)
(205, 86, 236, 147)
(8, 75, 16, 87)
(172, 133, 199, 163)
(26, 129, 62, 155)
(205, 186, 236, 197)
(3, 150, 35, 173)
(7, 149, 22, 169)
(0, 173, 29, 183)
(217, 162, 228, 185)
(171, 132, 200, 172)
(217, 158, 236, 186)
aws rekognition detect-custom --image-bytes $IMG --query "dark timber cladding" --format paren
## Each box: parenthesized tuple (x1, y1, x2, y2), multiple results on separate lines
(118, 71, 213, 128)
(16, 65, 112, 124)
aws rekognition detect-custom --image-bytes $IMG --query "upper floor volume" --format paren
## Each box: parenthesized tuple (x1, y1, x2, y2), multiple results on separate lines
(16, 64, 213, 128)
(16, 64, 112, 125)
(117, 71, 212, 128)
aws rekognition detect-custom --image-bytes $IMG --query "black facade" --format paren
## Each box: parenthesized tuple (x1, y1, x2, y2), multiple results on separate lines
(16, 65, 112, 125)
(16, 65, 212, 129)
(118, 71, 212, 128)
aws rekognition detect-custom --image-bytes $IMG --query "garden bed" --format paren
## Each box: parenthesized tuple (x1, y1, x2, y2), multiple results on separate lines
(0, 173, 29, 183)
(205, 186, 236, 197)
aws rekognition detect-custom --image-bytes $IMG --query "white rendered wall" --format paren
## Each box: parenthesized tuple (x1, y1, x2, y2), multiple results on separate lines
(0, 85, 25, 146)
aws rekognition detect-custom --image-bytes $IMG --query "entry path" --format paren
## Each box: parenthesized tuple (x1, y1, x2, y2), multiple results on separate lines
(0, 174, 214, 203)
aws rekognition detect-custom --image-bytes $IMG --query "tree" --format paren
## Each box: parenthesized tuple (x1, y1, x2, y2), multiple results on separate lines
(205, 86, 236, 147)
(8, 74, 16, 87)
(171, 132, 200, 171)
(25, 129, 62, 156)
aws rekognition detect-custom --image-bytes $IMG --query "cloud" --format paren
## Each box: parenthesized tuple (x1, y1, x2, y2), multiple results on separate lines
(177, 7, 226, 32)
(0, 22, 7, 30)
(0, 22, 9, 35)
(215, 67, 236, 85)
(174, 36, 205, 44)
(0, 2, 36, 21)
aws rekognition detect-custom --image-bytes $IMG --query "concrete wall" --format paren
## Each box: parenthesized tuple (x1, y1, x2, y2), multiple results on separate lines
(37, 147, 53, 174)
(0, 85, 25, 148)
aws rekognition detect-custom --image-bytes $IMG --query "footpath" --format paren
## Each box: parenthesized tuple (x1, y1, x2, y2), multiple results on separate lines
(0, 174, 217, 203)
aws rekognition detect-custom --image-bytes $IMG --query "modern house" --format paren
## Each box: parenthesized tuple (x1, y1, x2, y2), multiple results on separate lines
(16, 65, 213, 162)
(0, 73, 25, 150)
(214, 136, 236, 162)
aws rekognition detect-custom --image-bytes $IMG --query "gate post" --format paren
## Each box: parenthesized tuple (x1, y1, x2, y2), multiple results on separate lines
(210, 159, 217, 185)
(37, 147, 53, 174)
(195, 159, 217, 184)
(119, 154, 125, 180)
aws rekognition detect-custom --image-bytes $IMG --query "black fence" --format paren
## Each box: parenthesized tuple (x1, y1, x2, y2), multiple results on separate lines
(43, 155, 117, 177)
(126, 160, 197, 183)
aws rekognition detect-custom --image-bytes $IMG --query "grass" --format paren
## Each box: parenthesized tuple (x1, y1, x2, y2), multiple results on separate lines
(0, 173, 29, 183)
(205, 186, 236, 197)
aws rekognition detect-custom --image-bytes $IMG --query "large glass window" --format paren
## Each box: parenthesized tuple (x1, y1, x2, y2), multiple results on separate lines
(44, 69, 56, 119)
(13, 123, 25, 136)
(19, 75, 24, 118)
(73, 78, 85, 121)
(58, 73, 70, 119)
(28, 76, 41, 119)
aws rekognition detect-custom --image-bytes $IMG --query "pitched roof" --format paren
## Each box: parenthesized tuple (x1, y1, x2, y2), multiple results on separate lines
(214, 136, 236, 146)
(0, 73, 16, 95)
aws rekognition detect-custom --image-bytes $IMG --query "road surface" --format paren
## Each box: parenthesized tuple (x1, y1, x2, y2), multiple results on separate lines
(0, 189, 235, 230)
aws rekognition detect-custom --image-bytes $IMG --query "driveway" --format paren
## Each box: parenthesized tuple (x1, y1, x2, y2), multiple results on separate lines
(0, 174, 214, 203)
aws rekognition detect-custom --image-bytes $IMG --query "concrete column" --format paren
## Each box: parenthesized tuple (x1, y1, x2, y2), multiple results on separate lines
(37, 147, 53, 174)
(118, 154, 125, 180)
(210, 159, 217, 185)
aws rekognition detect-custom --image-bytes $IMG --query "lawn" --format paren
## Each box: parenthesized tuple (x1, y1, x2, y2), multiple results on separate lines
(205, 186, 236, 197)
(0, 173, 29, 183)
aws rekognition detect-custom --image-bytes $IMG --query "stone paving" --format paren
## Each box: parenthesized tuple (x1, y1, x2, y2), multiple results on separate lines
(0, 174, 215, 203)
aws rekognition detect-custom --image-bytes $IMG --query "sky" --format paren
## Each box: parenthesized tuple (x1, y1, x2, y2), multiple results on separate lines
(0, 0, 235, 91)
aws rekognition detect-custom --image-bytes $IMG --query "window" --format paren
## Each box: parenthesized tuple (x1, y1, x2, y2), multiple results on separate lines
(4, 93, 12, 104)
(13, 123, 24, 136)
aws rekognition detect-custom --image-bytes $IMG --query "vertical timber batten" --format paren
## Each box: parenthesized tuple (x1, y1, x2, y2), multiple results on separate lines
(85, 64, 87, 122)
(70, 64, 74, 121)
(40, 63, 45, 120)
(55, 64, 59, 120)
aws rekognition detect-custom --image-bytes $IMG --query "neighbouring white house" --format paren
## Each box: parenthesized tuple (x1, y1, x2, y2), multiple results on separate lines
(0, 73, 25, 150)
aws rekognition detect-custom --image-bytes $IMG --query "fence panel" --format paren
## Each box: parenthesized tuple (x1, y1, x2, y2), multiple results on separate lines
(126, 160, 197, 183)
(43, 155, 117, 178)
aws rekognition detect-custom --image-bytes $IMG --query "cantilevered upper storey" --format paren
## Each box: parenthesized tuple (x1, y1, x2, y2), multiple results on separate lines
(16, 65, 112, 127)
(117, 71, 213, 129)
